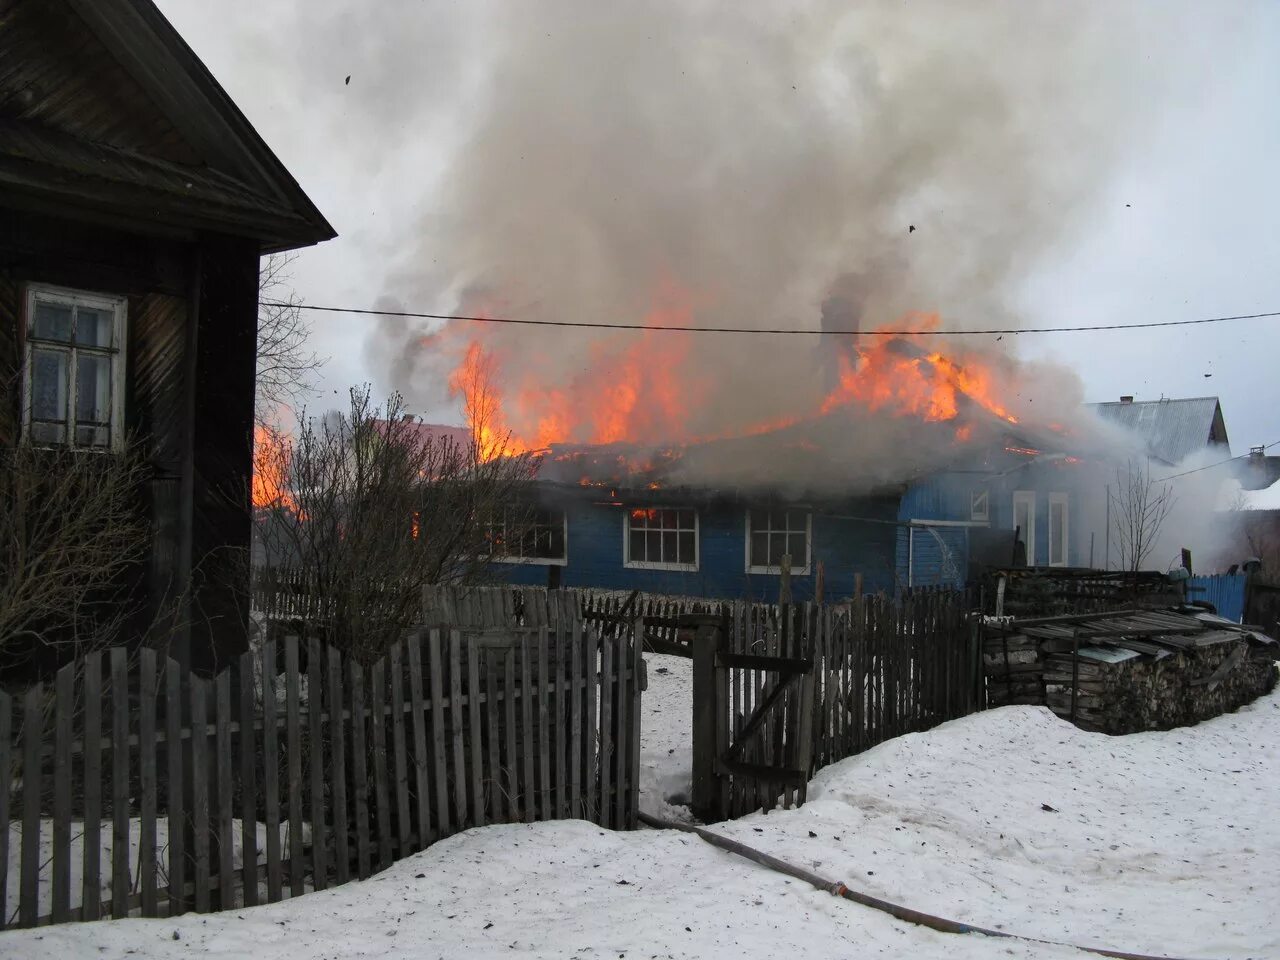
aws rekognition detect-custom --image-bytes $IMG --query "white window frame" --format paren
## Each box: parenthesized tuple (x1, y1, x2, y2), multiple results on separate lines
(489, 506, 568, 566)
(22, 283, 128, 451)
(1048, 492, 1069, 568)
(623, 506, 699, 572)
(1013, 490, 1036, 565)
(744, 509, 812, 575)
(970, 489, 989, 522)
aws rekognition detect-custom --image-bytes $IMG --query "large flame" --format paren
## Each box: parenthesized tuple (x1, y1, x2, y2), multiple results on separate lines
(252, 424, 301, 515)
(441, 295, 1021, 459)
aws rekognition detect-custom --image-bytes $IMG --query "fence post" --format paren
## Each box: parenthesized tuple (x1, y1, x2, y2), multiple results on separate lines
(690, 616, 725, 823)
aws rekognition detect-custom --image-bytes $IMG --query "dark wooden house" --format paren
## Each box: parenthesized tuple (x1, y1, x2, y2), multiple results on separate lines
(0, 0, 335, 672)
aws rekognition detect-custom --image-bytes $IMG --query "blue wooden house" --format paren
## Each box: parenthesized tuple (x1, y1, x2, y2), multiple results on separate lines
(492, 418, 1092, 602)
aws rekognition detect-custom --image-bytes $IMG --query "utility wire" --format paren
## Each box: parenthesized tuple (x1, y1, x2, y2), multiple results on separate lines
(1156, 439, 1280, 482)
(261, 300, 1280, 337)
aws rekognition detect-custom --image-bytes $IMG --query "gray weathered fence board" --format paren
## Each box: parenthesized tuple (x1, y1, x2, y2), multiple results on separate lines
(349, 659, 371, 880)
(52, 664, 73, 923)
(519, 635, 535, 824)
(239, 651, 258, 907)
(216, 670, 236, 910)
(428, 630, 450, 837)
(448, 631, 467, 827)
(599, 634, 613, 831)
(139, 649, 159, 916)
(327, 646, 350, 884)
(308, 637, 328, 889)
(262, 640, 282, 903)
(389, 642, 411, 858)
(20, 684, 43, 927)
(0, 692, 10, 931)
(284, 637, 304, 897)
(537, 629, 551, 822)
(406, 635, 431, 848)
(190, 678, 210, 913)
(503, 648, 519, 822)
(483, 648, 503, 822)
(370, 656, 392, 871)
(466, 640, 484, 827)
(110, 648, 130, 918)
(165, 658, 185, 916)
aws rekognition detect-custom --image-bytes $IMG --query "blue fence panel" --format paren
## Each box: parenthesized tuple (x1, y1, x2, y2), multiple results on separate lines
(1186, 573, 1247, 622)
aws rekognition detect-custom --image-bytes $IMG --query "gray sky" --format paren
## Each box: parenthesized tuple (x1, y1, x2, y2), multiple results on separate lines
(158, 1, 1280, 452)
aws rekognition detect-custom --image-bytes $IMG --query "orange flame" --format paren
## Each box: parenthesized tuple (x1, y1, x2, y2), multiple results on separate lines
(444, 296, 1024, 461)
(252, 425, 301, 515)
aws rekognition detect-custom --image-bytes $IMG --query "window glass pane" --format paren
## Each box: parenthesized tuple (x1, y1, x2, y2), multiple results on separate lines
(33, 302, 72, 341)
(678, 531, 695, 564)
(789, 532, 808, 564)
(76, 352, 111, 424)
(31, 348, 68, 422)
(678, 510, 694, 530)
(770, 533, 787, 565)
(548, 522, 565, 559)
(629, 529, 645, 562)
(646, 531, 661, 563)
(75, 307, 114, 347)
(750, 531, 768, 567)
(662, 531, 677, 562)
(31, 421, 65, 444)
(76, 424, 109, 447)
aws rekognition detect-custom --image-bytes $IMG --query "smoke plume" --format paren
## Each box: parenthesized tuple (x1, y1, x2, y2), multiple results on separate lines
(370, 1, 1172, 460)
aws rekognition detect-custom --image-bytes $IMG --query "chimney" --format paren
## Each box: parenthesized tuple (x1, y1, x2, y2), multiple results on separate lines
(1119, 395, 1133, 404)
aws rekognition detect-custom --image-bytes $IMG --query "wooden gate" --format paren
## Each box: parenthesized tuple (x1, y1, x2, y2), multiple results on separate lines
(691, 606, 816, 821)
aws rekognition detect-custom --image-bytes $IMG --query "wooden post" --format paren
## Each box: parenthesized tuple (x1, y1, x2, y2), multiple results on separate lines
(779, 554, 793, 605)
(814, 560, 825, 606)
(853, 572, 863, 602)
(690, 617, 725, 823)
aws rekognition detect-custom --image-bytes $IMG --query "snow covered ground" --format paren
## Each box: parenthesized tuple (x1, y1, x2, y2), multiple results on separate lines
(3, 654, 1277, 959)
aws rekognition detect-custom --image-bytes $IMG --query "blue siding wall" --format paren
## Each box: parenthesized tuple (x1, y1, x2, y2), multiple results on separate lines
(495, 493, 901, 602)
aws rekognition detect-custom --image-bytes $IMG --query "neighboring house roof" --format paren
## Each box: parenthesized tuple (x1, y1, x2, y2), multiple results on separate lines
(374, 419, 474, 452)
(1086, 396, 1229, 466)
(0, 0, 335, 251)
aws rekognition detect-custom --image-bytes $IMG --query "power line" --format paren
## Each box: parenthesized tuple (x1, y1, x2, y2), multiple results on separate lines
(261, 300, 1280, 337)
(1156, 440, 1280, 482)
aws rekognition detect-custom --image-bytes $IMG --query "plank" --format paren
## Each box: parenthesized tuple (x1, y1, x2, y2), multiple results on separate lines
(428, 630, 450, 837)
(467, 639, 485, 827)
(584, 621, 598, 824)
(389, 642, 411, 857)
(239, 652, 258, 907)
(520, 634, 535, 824)
(569, 620, 583, 819)
(0, 692, 10, 931)
(262, 641, 282, 902)
(628, 619, 643, 829)
(406, 634, 432, 848)
(215, 670, 236, 909)
(615, 627, 631, 828)
(349, 659, 371, 880)
(502, 648, 519, 822)
(484, 647, 503, 822)
(52, 663, 73, 923)
(307, 638, 328, 890)
(110, 647, 130, 918)
(19, 683, 43, 927)
(599, 631, 613, 830)
(138, 649, 158, 916)
(448, 631, 467, 826)
(327, 646, 350, 882)
(165, 659, 186, 916)
(190, 677, 210, 912)
(537, 628, 551, 822)
(553, 626, 567, 820)
(370, 656, 392, 870)
(284, 636, 304, 896)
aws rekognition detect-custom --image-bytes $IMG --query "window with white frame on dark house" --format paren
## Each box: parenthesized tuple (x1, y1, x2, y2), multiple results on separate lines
(1012, 490, 1036, 563)
(625, 507, 697, 569)
(1048, 493, 1068, 567)
(488, 506, 567, 563)
(746, 509, 811, 573)
(23, 285, 127, 449)
(970, 489, 989, 522)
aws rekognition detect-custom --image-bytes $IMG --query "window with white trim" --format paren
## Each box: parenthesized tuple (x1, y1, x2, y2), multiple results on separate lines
(624, 507, 697, 570)
(1012, 490, 1036, 565)
(970, 489, 989, 522)
(487, 506, 567, 564)
(746, 509, 811, 574)
(1048, 493, 1069, 567)
(23, 285, 127, 450)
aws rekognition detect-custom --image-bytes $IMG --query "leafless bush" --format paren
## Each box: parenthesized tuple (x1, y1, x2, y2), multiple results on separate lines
(0, 440, 151, 671)
(255, 387, 539, 662)
(256, 252, 324, 427)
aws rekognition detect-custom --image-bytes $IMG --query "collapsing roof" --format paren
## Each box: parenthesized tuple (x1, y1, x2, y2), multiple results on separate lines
(1086, 396, 1229, 466)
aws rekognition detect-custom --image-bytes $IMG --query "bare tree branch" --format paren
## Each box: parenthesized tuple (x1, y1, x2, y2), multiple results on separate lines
(1108, 457, 1177, 574)
(257, 252, 326, 426)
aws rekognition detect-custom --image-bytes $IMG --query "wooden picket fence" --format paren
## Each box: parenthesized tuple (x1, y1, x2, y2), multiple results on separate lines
(692, 590, 981, 821)
(0, 620, 641, 929)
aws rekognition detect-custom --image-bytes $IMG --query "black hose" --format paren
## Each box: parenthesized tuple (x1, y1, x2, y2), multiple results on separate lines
(638, 812, 1215, 960)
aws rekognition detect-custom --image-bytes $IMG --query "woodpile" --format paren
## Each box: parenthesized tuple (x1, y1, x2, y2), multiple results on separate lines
(983, 607, 1278, 734)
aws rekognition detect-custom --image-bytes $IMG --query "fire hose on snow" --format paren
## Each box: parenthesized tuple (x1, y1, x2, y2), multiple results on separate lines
(637, 811, 1215, 960)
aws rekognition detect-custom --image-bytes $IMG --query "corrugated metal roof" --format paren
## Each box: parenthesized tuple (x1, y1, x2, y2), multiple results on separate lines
(1086, 396, 1228, 465)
